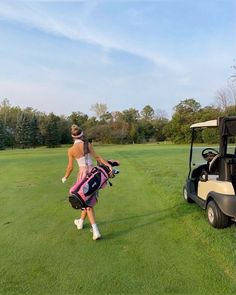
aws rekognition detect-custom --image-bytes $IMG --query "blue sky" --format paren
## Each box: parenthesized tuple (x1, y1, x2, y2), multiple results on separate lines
(0, 0, 236, 118)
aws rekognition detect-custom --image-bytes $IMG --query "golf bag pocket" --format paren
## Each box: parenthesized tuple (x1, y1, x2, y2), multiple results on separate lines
(69, 194, 86, 210)
(69, 167, 109, 209)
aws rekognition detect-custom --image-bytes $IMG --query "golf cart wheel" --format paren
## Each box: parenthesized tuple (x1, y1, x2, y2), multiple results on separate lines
(207, 200, 229, 228)
(183, 185, 193, 203)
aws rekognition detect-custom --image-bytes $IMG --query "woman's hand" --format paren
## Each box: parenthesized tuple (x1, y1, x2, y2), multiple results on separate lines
(61, 177, 67, 183)
(107, 164, 113, 177)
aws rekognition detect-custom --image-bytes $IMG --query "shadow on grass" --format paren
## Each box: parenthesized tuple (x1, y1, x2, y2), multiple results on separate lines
(100, 203, 196, 240)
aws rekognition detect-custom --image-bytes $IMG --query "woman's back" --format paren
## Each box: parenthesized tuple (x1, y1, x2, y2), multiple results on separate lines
(69, 140, 93, 167)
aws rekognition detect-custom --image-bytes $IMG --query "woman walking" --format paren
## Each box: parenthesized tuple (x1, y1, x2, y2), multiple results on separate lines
(62, 124, 112, 240)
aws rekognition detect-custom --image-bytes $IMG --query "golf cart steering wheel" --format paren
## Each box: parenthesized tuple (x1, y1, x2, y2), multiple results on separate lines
(201, 148, 219, 162)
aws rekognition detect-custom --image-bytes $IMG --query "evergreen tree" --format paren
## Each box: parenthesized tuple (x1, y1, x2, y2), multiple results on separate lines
(15, 112, 32, 148)
(45, 113, 61, 148)
(30, 115, 42, 147)
(59, 116, 71, 144)
(0, 118, 6, 150)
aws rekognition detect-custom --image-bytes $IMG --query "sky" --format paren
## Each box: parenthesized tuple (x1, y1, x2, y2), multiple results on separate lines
(0, 0, 236, 118)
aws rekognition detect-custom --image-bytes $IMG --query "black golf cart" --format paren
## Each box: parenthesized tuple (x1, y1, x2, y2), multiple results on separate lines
(183, 116, 236, 228)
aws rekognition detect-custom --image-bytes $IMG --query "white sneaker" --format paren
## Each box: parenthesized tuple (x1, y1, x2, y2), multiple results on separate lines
(74, 219, 83, 230)
(93, 231, 101, 240)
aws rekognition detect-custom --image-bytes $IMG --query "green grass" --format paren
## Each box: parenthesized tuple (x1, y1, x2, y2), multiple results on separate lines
(1, 144, 236, 294)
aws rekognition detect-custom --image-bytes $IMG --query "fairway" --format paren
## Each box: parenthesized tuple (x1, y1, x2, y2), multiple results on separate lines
(1, 144, 236, 294)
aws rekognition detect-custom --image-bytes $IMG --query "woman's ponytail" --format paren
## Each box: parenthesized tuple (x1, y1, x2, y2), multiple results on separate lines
(71, 124, 89, 155)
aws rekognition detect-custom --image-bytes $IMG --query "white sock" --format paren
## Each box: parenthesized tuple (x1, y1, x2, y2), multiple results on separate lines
(79, 218, 84, 224)
(91, 223, 99, 232)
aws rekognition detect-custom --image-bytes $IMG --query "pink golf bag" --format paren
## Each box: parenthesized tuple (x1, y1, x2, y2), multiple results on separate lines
(68, 160, 119, 210)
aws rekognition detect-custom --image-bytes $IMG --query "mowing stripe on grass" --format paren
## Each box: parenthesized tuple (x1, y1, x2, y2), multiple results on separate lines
(1, 144, 236, 294)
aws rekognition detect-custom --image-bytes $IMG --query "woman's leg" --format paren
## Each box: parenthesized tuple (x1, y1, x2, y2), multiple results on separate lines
(74, 210, 87, 230)
(86, 207, 96, 224)
(86, 207, 101, 240)
(80, 210, 87, 220)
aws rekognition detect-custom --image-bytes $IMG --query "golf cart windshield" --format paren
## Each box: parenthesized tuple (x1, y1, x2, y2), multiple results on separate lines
(191, 146, 219, 168)
(189, 119, 219, 177)
(189, 117, 236, 178)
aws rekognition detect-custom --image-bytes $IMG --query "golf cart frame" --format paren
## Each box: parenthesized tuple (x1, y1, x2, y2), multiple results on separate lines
(184, 116, 236, 228)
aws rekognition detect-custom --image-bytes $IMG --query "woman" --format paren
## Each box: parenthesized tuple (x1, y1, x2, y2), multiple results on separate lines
(62, 124, 112, 240)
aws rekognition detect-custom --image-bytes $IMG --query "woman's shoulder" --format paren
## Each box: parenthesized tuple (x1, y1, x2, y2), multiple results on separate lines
(68, 146, 74, 155)
(68, 143, 84, 158)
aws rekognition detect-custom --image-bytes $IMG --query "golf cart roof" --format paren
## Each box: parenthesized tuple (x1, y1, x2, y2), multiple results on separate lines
(190, 119, 218, 129)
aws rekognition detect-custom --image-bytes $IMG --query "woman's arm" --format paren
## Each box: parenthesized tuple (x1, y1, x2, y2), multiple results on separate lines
(89, 143, 112, 171)
(63, 149, 74, 179)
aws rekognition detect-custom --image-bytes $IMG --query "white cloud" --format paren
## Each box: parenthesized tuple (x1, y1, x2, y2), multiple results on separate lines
(0, 1, 186, 74)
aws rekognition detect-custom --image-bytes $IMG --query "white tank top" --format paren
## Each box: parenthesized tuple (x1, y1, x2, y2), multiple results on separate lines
(74, 139, 93, 167)
(76, 155, 93, 167)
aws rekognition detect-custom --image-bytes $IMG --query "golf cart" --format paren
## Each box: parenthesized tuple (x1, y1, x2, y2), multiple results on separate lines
(183, 116, 236, 228)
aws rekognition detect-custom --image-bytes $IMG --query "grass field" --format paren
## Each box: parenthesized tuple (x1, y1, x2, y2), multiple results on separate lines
(1, 144, 236, 294)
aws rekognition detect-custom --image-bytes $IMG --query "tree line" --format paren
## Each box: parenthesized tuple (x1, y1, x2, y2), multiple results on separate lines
(0, 99, 168, 149)
(0, 69, 235, 149)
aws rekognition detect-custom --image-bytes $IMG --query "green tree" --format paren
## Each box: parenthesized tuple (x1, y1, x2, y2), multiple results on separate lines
(202, 128, 219, 144)
(224, 105, 236, 116)
(166, 99, 201, 143)
(59, 116, 71, 144)
(138, 120, 155, 142)
(111, 123, 128, 144)
(140, 105, 155, 121)
(89, 124, 112, 143)
(45, 113, 61, 148)
(81, 116, 97, 142)
(15, 112, 32, 148)
(197, 106, 221, 122)
(0, 99, 21, 147)
(0, 118, 6, 150)
(153, 117, 168, 142)
(30, 115, 42, 147)
(122, 108, 139, 143)
(100, 112, 113, 123)
(175, 98, 201, 114)
(122, 108, 139, 124)
(69, 111, 88, 128)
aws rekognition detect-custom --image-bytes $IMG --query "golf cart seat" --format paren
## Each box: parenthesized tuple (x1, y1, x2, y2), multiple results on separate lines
(191, 164, 209, 192)
(191, 164, 208, 179)
(214, 156, 236, 193)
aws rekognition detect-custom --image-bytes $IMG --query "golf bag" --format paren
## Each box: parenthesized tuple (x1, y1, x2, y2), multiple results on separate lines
(69, 160, 119, 210)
